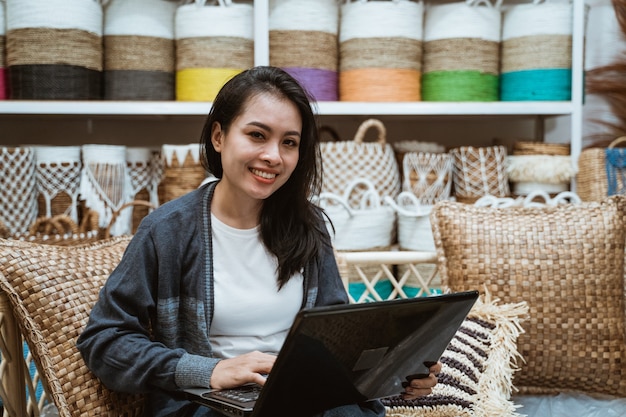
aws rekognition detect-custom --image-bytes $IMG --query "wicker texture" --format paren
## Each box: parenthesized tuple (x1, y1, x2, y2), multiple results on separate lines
(0, 237, 144, 417)
(450, 145, 510, 203)
(430, 197, 626, 397)
(577, 137, 626, 201)
(512, 140, 570, 156)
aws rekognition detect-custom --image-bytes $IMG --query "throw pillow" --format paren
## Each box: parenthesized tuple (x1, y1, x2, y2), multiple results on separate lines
(382, 292, 528, 417)
(430, 196, 626, 397)
(0, 236, 144, 417)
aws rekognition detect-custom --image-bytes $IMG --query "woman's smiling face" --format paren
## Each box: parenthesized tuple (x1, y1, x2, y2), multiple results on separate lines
(211, 92, 302, 204)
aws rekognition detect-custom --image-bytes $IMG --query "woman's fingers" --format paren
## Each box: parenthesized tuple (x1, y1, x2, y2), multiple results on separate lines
(211, 351, 276, 389)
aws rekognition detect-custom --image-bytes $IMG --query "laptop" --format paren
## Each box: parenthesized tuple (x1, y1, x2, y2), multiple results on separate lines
(183, 290, 479, 417)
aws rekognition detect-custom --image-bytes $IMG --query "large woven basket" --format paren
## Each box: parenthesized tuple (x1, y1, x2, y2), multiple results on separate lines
(103, 0, 177, 100)
(175, 0, 253, 101)
(269, 0, 339, 101)
(5, 0, 103, 99)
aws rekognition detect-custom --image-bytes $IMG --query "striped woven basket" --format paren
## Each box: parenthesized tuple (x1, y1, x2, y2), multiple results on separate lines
(159, 144, 207, 204)
(6, 0, 103, 100)
(339, 0, 424, 102)
(450, 145, 510, 203)
(175, 0, 254, 102)
(422, 0, 501, 101)
(103, 0, 177, 100)
(33, 146, 82, 223)
(269, 0, 339, 101)
(0, 147, 38, 236)
(500, 0, 573, 101)
(0, 1, 6, 100)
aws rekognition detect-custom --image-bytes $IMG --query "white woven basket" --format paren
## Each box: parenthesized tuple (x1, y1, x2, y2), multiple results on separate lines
(316, 179, 396, 251)
(104, 0, 176, 38)
(6, 0, 103, 35)
(175, 0, 253, 40)
(385, 192, 434, 252)
(340, 0, 424, 42)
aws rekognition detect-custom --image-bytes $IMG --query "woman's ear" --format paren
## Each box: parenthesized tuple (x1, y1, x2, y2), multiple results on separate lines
(211, 122, 223, 152)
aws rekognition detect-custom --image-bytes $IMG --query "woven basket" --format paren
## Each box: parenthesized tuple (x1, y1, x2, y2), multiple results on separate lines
(320, 118, 401, 206)
(577, 136, 626, 201)
(159, 144, 207, 204)
(513, 140, 570, 156)
(500, 1, 572, 101)
(103, 0, 177, 100)
(6, 0, 103, 99)
(402, 151, 453, 205)
(175, 0, 253, 101)
(269, 0, 339, 101)
(9, 208, 101, 247)
(33, 146, 82, 223)
(339, 0, 424, 102)
(422, 0, 501, 101)
(385, 192, 434, 252)
(0, 147, 38, 236)
(450, 145, 510, 203)
(126, 147, 161, 230)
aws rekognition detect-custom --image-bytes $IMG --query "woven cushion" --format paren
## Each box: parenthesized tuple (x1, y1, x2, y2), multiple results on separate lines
(0, 237, 144, 417)
(382, 293, 528, 417)
(430, 197, 626, 397)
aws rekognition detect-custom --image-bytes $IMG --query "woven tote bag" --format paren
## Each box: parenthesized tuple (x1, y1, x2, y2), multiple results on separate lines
(0, 147, 38, 235)
(422, 0, 501, 101)
(0, 1, 6, 100)
(33, 146, 82, 223)
(384, 191, 434, 252)
(320, 119, 401, 206)
(103, 0, 177, 100)
(175, 0, 254, 101)
(80, 144, 134, 237)
(6, 0, 103, 100)
(500, 0, 572, 101)
(450, 145, 510, 203)
(339, 0, 424, 102)
(269, 0, 339, 101)
(159, 144, 207, 203)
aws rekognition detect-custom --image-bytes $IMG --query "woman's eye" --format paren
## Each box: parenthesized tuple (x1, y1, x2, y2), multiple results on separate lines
(284, 138, 299, 147)
(250, 131, 265, 140)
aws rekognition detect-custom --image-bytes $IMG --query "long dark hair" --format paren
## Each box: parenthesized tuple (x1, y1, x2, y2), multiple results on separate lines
(200, 66, 327, 288)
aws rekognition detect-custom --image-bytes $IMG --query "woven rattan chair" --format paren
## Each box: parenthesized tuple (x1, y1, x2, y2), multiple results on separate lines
(0, 237, 144, 417)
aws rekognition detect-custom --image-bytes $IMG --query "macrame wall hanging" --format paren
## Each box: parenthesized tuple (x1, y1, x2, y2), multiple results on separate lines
(80, 144, 134, 236)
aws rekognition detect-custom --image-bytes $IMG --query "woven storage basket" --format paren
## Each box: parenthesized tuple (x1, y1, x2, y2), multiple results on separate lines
(385, 192, 434, 252)
(126, 147, 161, 231)
(0, 1, 6, 100)
(5, 0, 103, 99)
(159, 144, 207, 203)
(500, 0, 572, 101)
(103, 0, 177, 100)
(269, 0, 339, 101)
(392, 140, 445, 170)
(175, 0, 253, 101)
(339, 0, 424, 102)
(422, 0, 501, 101)
(513, 140, 570, 156)
(10, 209, 101, 246)
(577, 136, 626, 201)
(450, 145, 510, 203)
(80, 144, 135, 237)
(402, 151, 453, 205)
(33, 146, 82, 223)
(320, 118, 401, 206)
(0, 147, 38, 236)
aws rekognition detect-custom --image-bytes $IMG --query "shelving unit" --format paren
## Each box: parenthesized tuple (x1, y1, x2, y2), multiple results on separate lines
(0, 0, 586, 165)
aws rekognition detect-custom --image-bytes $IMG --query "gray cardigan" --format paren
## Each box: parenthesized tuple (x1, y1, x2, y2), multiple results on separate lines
(77, 181, 350, 416)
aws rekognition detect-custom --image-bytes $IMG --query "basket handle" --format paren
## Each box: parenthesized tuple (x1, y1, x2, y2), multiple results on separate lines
(353, 119, 387, 145)
(341, 178, 382, 208)
(104, 200, 156, 239)
(319, 126, 341, 142)
(608, 136, 626, 149)
(384, 192, 427, 217)
(315, 193, 355, 218)
(29, 215, 79, 236)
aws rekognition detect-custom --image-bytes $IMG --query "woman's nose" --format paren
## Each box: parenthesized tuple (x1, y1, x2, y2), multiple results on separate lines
(261, 141, 281, 164)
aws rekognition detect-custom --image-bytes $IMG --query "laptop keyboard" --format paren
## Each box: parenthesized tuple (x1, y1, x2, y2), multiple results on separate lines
(205, 385, 262, 404)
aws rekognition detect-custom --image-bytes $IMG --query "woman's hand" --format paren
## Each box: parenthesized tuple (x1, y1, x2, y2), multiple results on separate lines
(402, 361, 442, 400)
(211, 351, 276, 389)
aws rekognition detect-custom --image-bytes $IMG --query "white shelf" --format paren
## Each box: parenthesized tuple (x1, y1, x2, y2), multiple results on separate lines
(0, 100, 575, 117)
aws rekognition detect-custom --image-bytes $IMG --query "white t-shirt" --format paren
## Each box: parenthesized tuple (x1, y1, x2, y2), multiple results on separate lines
(209, 213, 304, 359)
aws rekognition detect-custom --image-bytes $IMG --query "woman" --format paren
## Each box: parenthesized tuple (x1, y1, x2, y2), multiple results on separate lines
(77, 66, 440, 417)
